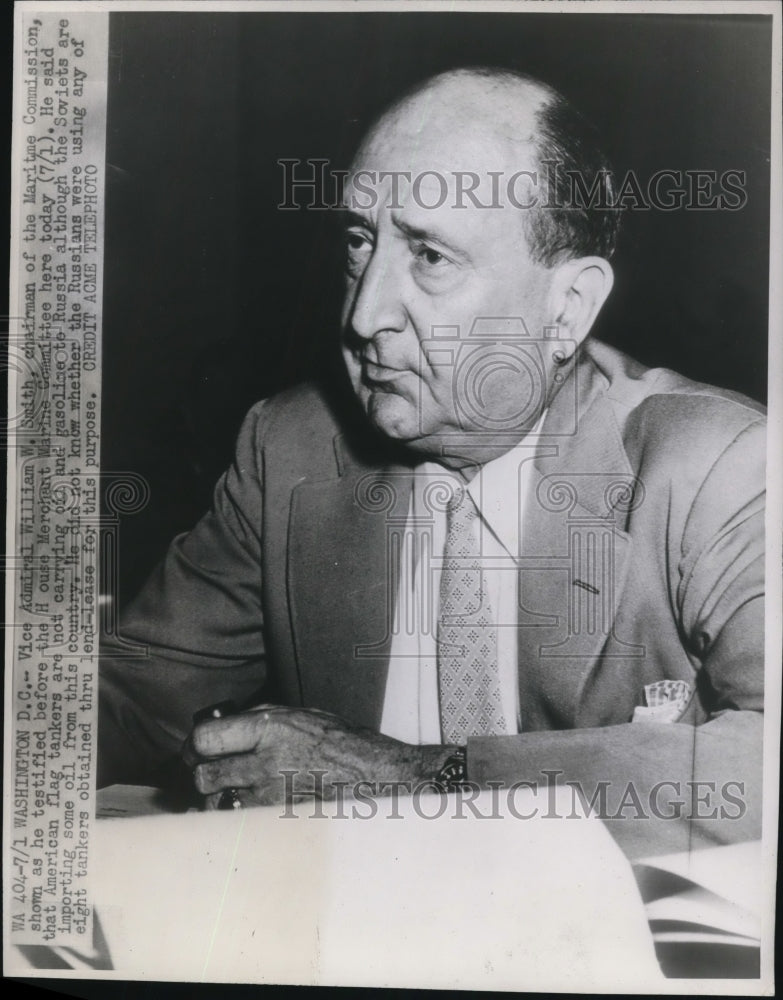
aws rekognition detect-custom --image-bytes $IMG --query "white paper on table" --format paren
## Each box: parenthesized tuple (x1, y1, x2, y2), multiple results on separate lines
(90, 785, 662, 990)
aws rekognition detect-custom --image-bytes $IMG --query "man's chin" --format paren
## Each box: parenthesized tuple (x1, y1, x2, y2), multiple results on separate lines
(364, 389, 421, 442)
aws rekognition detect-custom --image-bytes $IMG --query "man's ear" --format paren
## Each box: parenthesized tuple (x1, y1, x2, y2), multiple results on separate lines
(548, 256, 614, 349)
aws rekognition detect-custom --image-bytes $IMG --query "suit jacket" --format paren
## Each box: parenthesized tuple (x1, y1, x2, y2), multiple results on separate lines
(99, 338, 766, 857)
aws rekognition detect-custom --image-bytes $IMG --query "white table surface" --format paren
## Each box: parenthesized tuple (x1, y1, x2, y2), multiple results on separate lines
(82, 785, 662, 990)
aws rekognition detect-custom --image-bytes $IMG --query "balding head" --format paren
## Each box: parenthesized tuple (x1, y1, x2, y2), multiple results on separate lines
(353, 66, 620, 266)
(372, 68, 550, 146)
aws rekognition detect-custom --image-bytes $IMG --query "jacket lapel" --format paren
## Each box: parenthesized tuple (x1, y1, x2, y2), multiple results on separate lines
(517, 352, 639, 730)
(287, 438, 413, 729)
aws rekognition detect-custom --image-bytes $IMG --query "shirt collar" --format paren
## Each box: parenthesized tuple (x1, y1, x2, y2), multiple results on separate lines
(413, 411, 548, 559)
(465, 410, 548, 559)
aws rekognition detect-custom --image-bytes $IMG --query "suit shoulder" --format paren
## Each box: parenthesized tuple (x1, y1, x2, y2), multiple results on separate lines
(226, 384, 342, 486)
(586, 339, 766, 461)
(240, 382, 342, 448)
(237, 380, 396, 481)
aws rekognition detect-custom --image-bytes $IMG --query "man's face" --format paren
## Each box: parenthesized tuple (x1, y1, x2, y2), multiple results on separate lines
(339, 88, 561, 463)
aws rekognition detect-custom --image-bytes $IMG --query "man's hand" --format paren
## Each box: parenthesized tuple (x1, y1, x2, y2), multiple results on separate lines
(185, 705, 455, 809)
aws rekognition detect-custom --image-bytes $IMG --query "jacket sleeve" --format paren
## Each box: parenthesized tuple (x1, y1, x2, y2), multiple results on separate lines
(98, 401, 270, 787)
(468, 417, 766, 859)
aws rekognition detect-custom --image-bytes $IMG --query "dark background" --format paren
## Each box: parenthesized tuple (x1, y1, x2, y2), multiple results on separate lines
(101, 11, 772, 604)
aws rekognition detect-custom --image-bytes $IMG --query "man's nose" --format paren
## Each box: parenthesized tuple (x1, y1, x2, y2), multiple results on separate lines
(348, 249, 406, 342)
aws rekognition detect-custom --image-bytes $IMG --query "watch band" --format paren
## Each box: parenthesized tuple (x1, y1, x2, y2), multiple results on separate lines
(435, 746, 469, 792)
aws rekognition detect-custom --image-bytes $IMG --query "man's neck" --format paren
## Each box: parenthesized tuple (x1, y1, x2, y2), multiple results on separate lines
(420, 412, 549, 480)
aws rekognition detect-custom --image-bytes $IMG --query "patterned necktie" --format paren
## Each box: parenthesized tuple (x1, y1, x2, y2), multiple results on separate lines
(437, 485, 507, 743)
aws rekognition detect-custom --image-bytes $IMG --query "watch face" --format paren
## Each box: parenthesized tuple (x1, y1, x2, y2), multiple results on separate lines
(438, 750, 468, 790)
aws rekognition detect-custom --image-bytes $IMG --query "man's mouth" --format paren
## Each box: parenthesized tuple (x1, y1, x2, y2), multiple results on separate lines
(362, 360, 409, 385)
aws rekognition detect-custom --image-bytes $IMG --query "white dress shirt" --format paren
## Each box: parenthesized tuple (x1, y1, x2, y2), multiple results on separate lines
(380, 418, 546, 745)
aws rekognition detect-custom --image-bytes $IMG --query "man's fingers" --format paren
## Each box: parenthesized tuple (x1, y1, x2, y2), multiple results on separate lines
(194, 751, 272, 794)
(192, 710, 269, 757)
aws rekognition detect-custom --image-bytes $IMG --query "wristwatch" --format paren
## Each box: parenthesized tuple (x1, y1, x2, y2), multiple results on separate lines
(435, 746, 469, 792)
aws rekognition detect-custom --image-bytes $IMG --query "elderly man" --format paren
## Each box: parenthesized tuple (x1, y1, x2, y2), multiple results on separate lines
(99, 68, 765, 857)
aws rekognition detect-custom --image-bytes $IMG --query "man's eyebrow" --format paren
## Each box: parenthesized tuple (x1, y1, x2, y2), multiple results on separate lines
(335, 208, 472, 264)
(392, 217, 472, 263)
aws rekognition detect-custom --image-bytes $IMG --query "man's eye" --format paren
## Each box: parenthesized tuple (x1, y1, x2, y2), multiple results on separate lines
(413, 244, 447, 267)
(344, 230, 372, 276)
(346, 231, 370, 251)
